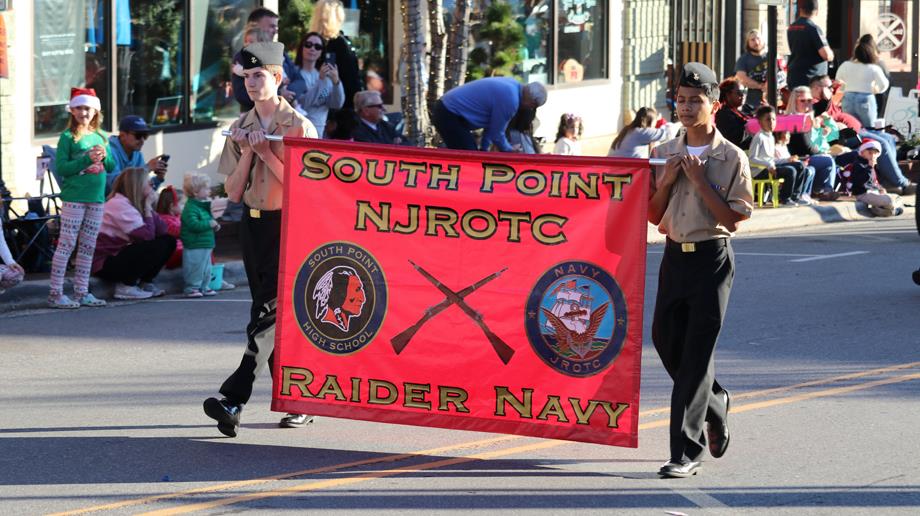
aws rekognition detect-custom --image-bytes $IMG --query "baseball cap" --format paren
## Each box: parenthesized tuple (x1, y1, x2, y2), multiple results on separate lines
(119, 115, 152, 134)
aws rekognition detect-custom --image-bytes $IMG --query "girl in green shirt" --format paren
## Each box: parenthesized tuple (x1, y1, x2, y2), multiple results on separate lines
(48, 87, 114, 308)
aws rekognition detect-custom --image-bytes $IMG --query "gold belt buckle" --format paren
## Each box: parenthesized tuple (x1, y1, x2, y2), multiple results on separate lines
(249, 208, 261, 219)
(681, 242, 696, 253)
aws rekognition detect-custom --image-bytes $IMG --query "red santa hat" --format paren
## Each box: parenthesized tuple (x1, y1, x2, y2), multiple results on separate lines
(858, 139, 882, 154)
(69, 87, 101, 111)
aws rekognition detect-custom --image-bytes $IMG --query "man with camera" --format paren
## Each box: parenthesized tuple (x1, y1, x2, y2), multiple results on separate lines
(107, 115, 170, 194)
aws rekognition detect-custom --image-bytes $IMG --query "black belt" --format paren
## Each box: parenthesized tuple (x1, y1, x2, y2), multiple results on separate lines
(665, 237, 727, 253)
(244, 206, 281, 219)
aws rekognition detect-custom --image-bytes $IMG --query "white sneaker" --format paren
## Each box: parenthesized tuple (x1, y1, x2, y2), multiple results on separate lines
(139, 282, 165, 297)
(114, 284, 154, 300)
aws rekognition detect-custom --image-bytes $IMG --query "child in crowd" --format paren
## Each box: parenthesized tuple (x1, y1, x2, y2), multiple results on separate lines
(48, 87, 114, 308)
(608, 107, 671, 158)
(553, 113, 583, 155)
(180, 173, 220, 297)
(156, 186, 184, 269)
(747, 105, 811, 205)
(837, 140, 904, 216)
(0, 217, 25, 295)
(773, 131, 816, 204)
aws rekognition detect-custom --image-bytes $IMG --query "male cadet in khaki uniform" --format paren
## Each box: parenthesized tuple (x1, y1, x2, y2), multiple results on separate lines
(203, 41, 318, 437)
(648, 62, 753, 478)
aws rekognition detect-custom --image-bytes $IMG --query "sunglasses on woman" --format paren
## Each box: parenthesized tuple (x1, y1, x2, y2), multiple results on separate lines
(303, 42, 323, 50)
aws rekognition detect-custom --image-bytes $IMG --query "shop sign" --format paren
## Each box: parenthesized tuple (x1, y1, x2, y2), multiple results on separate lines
(878, 12, 906, 52)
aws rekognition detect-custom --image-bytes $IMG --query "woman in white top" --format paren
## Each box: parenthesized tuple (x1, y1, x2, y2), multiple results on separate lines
(608, 107, 670, 158)
(553, 113, 583, 155)
(288, 32, 345, 138)
(836, 35, 890, 128)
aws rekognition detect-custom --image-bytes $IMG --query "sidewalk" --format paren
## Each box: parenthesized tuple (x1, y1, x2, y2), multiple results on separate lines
(2, 201, 914, 314)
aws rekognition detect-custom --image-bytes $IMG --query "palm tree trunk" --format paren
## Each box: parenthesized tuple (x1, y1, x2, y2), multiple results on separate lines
(444, 0, 471, 91)
(401, 0, 428, 146)
(427, 0, 446, 116)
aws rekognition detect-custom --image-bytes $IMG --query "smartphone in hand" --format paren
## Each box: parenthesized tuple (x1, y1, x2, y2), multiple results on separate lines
(324, 52, 336, 66)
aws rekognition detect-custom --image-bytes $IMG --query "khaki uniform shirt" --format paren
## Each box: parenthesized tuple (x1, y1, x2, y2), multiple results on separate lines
(217, 98, 317, 211)
(651, 129, 754, 243)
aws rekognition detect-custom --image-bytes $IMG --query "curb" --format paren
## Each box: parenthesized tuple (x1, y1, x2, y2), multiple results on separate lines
(3, 202, 914, 314)
(0, 261, 248, 315)
(647, 201, 916, 244)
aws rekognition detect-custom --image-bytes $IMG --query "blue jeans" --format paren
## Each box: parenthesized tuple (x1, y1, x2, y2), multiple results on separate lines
(859, 129, 909, 188)
(842, 91, 877, 129)
(183, 248, 213, 293)
(807, 154, 837, 193)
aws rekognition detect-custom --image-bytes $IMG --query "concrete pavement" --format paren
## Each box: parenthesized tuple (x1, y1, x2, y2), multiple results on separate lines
(1, 200, 915, 313)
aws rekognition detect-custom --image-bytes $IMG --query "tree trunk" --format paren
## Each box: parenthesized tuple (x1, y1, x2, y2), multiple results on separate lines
(444, 0, 471, 91)
(427, 0, 446, 116)
(401, 0, 428, 146)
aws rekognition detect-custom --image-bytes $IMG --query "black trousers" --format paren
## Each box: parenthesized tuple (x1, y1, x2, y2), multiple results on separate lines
(96, 235, 176, 286)
(652, 238, 733, 463)
(219, 208, 282, 405)
(431, 100, 477, 151)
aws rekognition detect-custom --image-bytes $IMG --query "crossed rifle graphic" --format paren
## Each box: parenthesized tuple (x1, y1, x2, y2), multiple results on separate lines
(391, 261, 515, 364)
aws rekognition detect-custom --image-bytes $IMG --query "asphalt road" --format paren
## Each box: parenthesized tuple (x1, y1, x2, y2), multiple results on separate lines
(1, 217, 918, 515)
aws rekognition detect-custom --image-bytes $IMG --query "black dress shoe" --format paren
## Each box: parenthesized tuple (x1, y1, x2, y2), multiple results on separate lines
(707, 390, 731, 458)
(203, 397, 242, 437)
(658, 460, 702, 478)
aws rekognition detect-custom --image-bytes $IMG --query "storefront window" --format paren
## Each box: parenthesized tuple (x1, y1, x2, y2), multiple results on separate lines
(190, 0, 257, 123)
(117, 0, 186, 128)
(33, 0, 112, 138)
(467, 1, 603, 85)
(556, 0, 606, 83)
(351, 0, 391, 103)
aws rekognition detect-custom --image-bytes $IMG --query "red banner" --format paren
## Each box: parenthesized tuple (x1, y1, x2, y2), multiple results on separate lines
(272, 139, 649, 447)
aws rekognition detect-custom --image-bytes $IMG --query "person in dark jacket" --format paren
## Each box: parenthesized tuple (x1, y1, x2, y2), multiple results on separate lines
(351, 91, 406, 145)
(714, 78, 751, 150)
(310, 0, 362, 111)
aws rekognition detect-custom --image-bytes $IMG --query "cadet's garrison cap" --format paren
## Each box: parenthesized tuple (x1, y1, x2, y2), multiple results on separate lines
(240, 41, 285, 69)
(679, 62, 719, 88)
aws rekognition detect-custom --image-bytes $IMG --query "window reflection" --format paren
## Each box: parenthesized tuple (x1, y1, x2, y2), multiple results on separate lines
(860, 0, 914, 73)
(556, 0, 606, 83)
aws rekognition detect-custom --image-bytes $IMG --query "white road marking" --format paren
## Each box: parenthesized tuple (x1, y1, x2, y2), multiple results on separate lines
(667, 486, 729, 509)
(789, 251, 869, 262)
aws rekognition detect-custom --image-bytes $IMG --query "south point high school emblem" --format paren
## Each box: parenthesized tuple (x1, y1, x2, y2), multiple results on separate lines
(525, 261, 627, 377)
(292, 242, 387, 355)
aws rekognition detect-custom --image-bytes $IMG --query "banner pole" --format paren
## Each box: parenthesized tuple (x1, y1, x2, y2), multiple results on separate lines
(218, 130, 667, 166)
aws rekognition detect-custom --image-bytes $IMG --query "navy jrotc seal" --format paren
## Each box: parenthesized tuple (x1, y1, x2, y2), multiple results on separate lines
(525, 261, 628, 377)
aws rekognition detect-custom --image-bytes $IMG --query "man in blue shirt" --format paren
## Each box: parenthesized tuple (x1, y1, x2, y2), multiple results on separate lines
(107, 115, 169, 194)
(433, 78, 547, 152)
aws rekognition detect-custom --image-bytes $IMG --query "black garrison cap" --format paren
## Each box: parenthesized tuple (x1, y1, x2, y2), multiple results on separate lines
(240, 42, 285, 69)
(679, 62, 719, 88)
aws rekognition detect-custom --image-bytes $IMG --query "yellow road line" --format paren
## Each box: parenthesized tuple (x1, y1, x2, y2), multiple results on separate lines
(52, 365, 920, 515)
(640, 361, 920, 417)
(135, 371, 920, 516)
(48, 435, 520, 516)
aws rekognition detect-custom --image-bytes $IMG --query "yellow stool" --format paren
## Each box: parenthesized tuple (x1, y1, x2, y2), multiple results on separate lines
(752, 177, 785, 207)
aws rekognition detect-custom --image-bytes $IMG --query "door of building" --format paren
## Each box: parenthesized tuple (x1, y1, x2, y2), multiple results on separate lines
(859, 0, 918, 91)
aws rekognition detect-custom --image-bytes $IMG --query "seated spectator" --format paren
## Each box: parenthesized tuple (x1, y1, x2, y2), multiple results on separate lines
(774, 131, 816, 204)
(836, 140, 904, 216)
(156, 186, 184, 269)
(608, 107, 670, 158)
(288, 32, 345, 138)
(92, 167, 177, 300)
(715, 77, 751, 150)
(107, 115, 169, 194)
(785, 86, 840, 200)
(351, 91, 406, 145)
(747, 106, 810, 205)
(0, 216, 25, 295)
(810, 75, 916, 194)
(553, 113, 583, 156)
